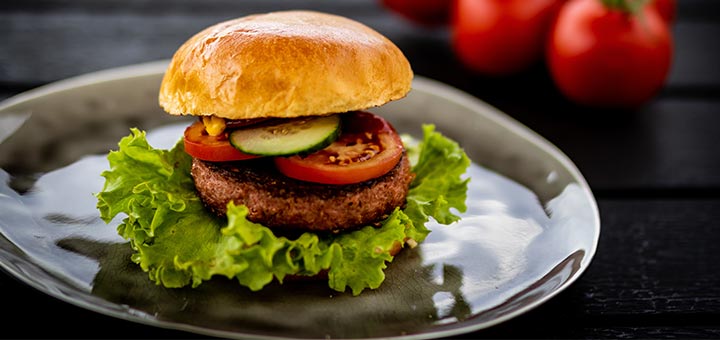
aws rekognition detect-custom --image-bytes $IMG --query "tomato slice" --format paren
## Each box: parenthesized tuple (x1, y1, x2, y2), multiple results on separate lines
(274, 111, 404, 185)
(183, 120, 260, 162)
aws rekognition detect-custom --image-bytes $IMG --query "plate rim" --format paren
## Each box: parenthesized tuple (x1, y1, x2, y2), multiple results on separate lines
(0, 60, 600, 339)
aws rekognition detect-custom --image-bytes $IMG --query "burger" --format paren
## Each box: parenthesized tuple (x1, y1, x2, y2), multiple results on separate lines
(160, 10, 414, 233)
(97, 10, 469, 295)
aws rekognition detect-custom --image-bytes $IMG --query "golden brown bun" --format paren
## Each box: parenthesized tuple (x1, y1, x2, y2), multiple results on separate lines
(159, 10, 413, 119)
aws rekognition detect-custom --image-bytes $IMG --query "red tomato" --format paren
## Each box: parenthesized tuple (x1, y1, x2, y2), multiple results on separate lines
(183, 121, 260, 162)
(654, 0, 676, 23)
(381, 0, 450, 26)
(451, 0, 564, 76)
(546, 0, 673, 108)
(274, 112, 403, 185)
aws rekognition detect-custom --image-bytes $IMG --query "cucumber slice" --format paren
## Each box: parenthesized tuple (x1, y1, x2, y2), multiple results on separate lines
(229, 115, 341, 156)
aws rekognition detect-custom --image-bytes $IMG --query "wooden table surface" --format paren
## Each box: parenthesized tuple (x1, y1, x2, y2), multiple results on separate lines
(2, 0, 720, 338)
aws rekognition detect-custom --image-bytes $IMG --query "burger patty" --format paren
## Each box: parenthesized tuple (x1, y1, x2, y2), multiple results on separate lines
(191, 155, 414, 232)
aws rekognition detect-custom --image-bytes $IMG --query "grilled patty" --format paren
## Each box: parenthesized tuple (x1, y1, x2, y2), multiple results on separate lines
(191, 155, 414, 232)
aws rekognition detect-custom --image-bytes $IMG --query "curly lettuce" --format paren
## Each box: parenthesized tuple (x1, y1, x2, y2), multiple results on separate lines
(96, 125, 470, 295)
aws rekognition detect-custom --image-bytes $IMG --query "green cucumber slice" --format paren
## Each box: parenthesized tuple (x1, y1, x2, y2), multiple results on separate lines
(229, 115, 341, 156)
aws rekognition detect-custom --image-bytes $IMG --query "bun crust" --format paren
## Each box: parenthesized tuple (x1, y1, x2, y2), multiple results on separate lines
(159, 11, 413, 119)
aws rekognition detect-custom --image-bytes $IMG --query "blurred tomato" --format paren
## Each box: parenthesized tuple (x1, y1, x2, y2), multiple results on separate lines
(546, 0, 673, 109)
(381, 0, 450, 26)
(451, 0, 564, 76)
(654, 0, 676, 23)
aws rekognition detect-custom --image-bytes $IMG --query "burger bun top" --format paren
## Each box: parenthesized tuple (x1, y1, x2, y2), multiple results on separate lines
(159, 10, 414, 120)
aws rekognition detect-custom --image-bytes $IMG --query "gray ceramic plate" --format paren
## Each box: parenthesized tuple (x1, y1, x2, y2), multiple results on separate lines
(0, 61, 599, 339)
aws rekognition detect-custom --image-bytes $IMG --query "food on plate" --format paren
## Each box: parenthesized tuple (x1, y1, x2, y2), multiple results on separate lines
(96, 10, 470, 295)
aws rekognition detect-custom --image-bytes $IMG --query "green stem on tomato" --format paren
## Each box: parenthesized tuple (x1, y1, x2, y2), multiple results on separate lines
(601, 0, 651, 15)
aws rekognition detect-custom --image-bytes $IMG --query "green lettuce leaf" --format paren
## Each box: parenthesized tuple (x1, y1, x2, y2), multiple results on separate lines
(405, 125, 471, 227)
(96, 124, 469, 295)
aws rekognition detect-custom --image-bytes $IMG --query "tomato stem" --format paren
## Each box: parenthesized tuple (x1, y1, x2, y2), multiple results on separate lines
(601, 0, 651, 14)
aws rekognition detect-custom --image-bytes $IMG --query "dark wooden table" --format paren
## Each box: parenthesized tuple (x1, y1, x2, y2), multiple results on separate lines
(2, 0, 720, 338)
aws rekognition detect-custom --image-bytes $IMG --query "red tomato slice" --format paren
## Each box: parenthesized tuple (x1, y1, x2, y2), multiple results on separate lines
(274, 111, 403, 185)
(183, 120, 260, 162)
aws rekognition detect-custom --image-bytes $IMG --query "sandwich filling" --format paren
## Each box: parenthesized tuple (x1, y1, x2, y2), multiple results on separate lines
(184, 111, 404, 186)
(185, 110, 413, 232)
